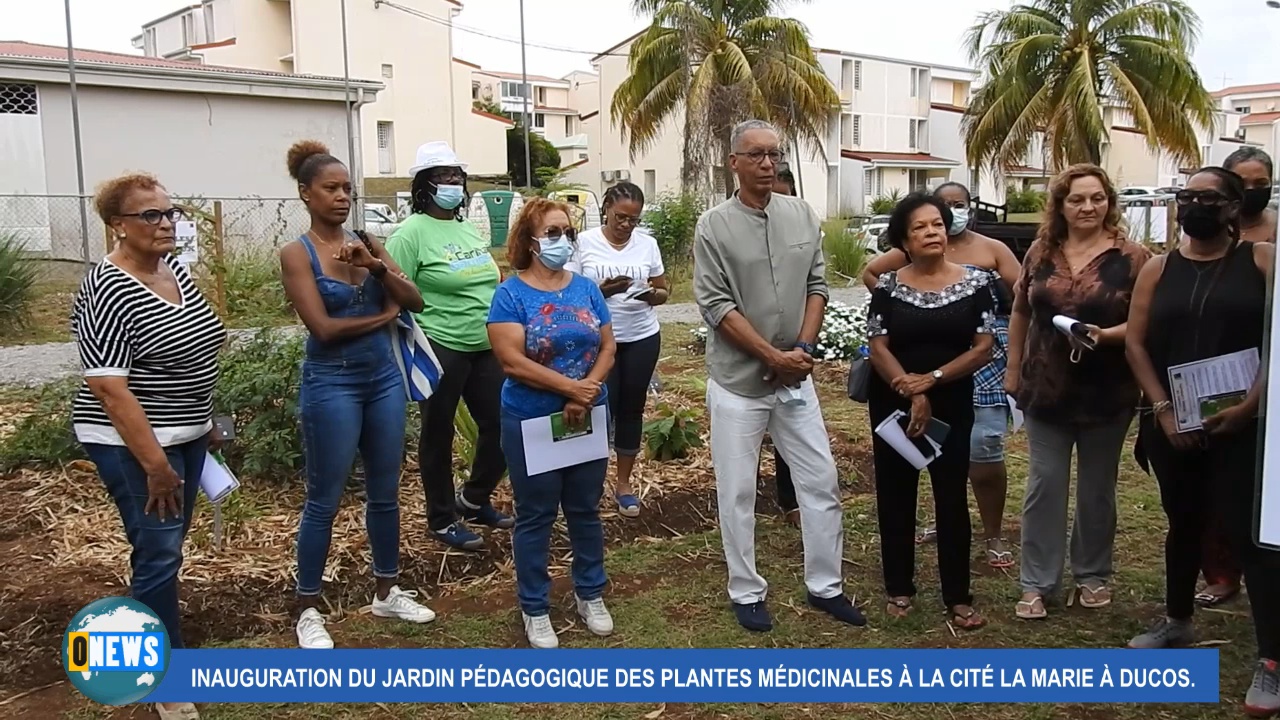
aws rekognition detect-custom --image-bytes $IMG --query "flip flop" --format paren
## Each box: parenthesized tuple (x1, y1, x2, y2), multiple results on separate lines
(1194, 587, 1240, 607)
(886, 597, 912, 618)
(1016, 596, 1047, 620)
(950, 606, 987, 631)
(985, 539, 1015, 568)
(915, 526, 938, 545)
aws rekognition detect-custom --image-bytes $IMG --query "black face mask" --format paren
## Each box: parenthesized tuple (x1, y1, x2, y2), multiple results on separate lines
(1177, 203, 1228, 240)
(1242, 187, 1271, 217)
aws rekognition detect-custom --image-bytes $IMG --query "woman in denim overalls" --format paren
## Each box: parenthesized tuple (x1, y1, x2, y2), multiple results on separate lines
(278, 141, 431, 649)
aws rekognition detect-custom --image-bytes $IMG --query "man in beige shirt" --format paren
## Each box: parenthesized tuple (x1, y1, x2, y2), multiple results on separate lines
(694, 119, 864, 632)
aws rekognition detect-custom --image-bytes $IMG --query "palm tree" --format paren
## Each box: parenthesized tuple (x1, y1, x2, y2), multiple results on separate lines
(610, 0, 839, 196)
(962, 0, 1216, 177)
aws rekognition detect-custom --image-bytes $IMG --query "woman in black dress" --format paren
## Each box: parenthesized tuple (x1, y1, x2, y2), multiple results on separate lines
(1124, 167, 1279, 716)
(867, 193, 995, 629)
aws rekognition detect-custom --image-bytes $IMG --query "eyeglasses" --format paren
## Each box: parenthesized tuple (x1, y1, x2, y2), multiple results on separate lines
(118, 208, 188, 225)
(1175, 189, 1229, 206)
(543, 226, 578, 242)
(734, 150, 784, 165)
(612, 212, 641, 227)
(428, 168, 467, 184)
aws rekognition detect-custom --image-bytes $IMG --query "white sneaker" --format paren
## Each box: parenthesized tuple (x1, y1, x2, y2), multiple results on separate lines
(576, 596, 614, 636)
(296, 608, 334, 649)
(523, 613, 559, 649)
(371, 586, 436, 624)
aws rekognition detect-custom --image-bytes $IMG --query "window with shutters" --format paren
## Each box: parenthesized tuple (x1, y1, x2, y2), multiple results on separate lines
(909, 119, 920, 150)
(853, 115, 862, 146)
(534, 113, 545, 129)
(377, 121, 395, 175)
(381, 64, 393, 79)
(910, 67, 921, 98)
(564, 116, 573, 135)
(0, 84, 38, 115)
(854, 60, 863, 91)
(203, 5, 216, 41)
(181, 12, 196, 47)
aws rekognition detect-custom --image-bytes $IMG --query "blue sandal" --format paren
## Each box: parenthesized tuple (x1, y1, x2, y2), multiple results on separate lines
(615, 494, 640, 518)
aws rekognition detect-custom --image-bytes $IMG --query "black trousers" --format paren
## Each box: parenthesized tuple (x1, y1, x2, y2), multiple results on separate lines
(417, 341, 506, 531)
(870, 400, 975, 609)
(1139, 415, 1280, 658)
(606, 331, 661, 457)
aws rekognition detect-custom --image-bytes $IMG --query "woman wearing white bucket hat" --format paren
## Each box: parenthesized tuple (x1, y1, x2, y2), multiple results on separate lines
(386, 141, 510, 553)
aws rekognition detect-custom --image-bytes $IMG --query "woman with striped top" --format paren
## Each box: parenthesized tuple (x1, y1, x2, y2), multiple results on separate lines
(71, 173, 227, 720)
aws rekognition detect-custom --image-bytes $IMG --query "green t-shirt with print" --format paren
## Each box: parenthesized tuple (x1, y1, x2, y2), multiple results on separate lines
(385, 214, 500, 352)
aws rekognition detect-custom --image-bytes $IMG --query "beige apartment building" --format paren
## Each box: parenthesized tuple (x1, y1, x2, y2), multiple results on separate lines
(1216, 83, 1280, 172)
(469, 66, 593, 168)
(131, 0, 510, 179)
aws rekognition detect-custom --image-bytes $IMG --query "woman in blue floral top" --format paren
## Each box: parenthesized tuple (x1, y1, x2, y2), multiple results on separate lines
(487, 198, 617, 650)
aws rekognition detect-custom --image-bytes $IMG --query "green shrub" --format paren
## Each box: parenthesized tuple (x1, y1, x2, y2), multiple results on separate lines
(222, 249, 293, 328)
(0, 232, 38, 332)
(643, 192, 705, 265)
(824, 226, 871, 281)
(1006, 188, 1047, 214)
(869, 189, 903, 215)
(213, 330, 306, 479)
(0, 379, 82, 471)
(643, 402, 704, 462)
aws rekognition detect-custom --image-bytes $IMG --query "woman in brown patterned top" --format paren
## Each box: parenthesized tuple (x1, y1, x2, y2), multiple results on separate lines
(1005, 164, 1152, 621)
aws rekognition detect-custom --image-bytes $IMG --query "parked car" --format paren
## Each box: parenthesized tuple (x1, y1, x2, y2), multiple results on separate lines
(860, 214, 891, 251)
(363, 206, 400, 238)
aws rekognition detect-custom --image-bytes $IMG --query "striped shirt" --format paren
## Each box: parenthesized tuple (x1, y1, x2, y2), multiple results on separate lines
(69, 255, 227, 446)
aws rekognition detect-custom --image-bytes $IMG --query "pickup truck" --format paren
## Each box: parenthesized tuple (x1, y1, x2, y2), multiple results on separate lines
(971, 199, 1038, 261)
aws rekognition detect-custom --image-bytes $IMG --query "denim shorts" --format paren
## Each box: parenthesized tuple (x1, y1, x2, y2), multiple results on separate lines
(970, 405, 1009, 463)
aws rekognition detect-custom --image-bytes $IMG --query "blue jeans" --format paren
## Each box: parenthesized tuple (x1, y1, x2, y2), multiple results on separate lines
(296, 355, 407, 596)
(500, 411, 608, 615)
(83, 436, 208, 650)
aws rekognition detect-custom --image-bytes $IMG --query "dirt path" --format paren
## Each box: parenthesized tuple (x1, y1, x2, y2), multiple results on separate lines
(0, 289, 868, 388)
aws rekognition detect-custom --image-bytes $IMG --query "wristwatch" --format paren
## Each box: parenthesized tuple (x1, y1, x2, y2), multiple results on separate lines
(370, 260, 388, 279)
(931, 369, 943, 381)
(794, 341, 816, 355)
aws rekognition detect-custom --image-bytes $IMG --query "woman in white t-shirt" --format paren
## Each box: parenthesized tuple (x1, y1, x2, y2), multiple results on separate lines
(567, 182, 668, 517)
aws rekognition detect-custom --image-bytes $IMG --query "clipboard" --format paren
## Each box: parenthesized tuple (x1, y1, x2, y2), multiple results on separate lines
(1256, 266, 1280, 550)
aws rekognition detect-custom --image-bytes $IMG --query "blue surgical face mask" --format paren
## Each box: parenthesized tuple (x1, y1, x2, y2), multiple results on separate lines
(432, 184, 465, 210)
(536, 236, 573, 270)
(948, 207, 970, 236)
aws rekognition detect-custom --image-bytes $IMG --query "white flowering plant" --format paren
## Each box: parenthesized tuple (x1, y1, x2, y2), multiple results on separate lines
(687, 299, 869, 362)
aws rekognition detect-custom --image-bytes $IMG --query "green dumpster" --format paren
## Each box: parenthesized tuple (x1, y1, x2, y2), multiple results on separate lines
(468, 190, 525, 247)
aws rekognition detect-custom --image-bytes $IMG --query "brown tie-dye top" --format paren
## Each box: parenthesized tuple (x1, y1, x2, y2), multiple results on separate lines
(1013, 235, 1153, 425)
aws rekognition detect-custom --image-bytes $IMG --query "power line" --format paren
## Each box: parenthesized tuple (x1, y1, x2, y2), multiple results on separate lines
(375, 0, 633, 58)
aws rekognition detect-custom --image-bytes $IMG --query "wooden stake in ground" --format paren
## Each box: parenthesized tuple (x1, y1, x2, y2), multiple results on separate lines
(212, 200, 228, 318)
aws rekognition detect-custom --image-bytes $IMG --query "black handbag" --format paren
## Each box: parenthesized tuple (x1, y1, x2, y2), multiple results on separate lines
(847, 356, 871, 403)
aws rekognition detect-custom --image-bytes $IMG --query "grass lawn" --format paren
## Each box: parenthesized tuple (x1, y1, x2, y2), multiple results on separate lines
(0, 325, 1263, 719)
(1007, 213, 1043, 224)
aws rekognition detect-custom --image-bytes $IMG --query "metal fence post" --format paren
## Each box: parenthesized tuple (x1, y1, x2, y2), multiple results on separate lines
(212, 200, 228, 317)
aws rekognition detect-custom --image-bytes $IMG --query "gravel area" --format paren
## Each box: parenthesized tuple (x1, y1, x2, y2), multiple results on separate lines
(0, 289, 868, 389)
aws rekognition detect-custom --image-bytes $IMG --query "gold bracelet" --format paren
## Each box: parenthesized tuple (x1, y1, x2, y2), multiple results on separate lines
(1151, 400, 1172, 415)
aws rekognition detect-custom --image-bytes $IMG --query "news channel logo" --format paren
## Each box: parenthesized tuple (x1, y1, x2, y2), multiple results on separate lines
(61, 597, 171, 706)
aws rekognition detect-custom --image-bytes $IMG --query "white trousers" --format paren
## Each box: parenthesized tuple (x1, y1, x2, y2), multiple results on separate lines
(706, 377, 845, 604)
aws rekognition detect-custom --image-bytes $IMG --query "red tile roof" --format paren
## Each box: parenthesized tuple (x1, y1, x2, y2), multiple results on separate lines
(0, 40, 353, 82)
(1213, 82, 1280, 98)
(840, 150, 958, 165)
(472, 109, 515, 126)
(452, 57, 481, 70)
(1007, 165, 1047, 175)
(1242, 111, 1280, 125)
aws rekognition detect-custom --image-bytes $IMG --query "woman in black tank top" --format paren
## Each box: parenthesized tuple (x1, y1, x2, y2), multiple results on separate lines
(1124, 167, 1280, 715)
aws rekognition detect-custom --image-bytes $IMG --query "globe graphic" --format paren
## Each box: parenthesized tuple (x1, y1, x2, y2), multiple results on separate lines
(61, 597, 172, 706)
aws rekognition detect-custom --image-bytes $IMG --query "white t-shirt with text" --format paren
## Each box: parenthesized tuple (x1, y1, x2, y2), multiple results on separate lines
(567, 227, 665, 343)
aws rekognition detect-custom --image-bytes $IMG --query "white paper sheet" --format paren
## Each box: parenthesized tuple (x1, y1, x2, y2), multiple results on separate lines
(199, 452, 239, 503)
(873, 410, 939, 470)
(1007, 394, 1025, 433)
(174, 220, 198, 265)
(1166, 348, 1260, 433)
(521, 404, 610, 476)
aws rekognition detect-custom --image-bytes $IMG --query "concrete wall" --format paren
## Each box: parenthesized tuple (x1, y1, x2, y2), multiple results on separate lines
(592, 43, 684, 201)
(451, 61, 510, 176)
(1104, 127, 1160, 188)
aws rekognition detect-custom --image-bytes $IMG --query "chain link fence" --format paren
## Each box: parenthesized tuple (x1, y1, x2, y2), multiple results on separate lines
(0, 194, 312, 267)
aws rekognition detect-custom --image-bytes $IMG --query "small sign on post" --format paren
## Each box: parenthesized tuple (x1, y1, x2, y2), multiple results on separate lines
(174, 219, 199, 265)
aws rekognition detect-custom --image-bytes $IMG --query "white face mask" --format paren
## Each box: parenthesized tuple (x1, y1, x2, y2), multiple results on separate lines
(948, 207, 970, 236)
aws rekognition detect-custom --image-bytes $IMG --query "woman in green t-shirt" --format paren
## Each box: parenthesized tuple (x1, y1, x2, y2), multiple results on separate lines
(385, 142, 509, 552)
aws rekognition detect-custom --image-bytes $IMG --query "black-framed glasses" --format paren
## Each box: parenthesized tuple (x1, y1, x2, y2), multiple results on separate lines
(734, 149, 784, 165)
(612, 212, 641, 227)
(1175, 189, 1229, 206)
(118, 208, 188, 225)
(428, 167, 467, 184)
(544, 226, 578, 242)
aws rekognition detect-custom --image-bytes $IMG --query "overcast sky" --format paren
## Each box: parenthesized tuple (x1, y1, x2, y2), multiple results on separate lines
(2, 0, 1276, 89)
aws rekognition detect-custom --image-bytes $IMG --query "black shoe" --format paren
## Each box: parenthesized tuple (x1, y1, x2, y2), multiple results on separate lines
(807, 592, 867, 627)
(433, 522, 485, 551)
(733, 601, 773, 632)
